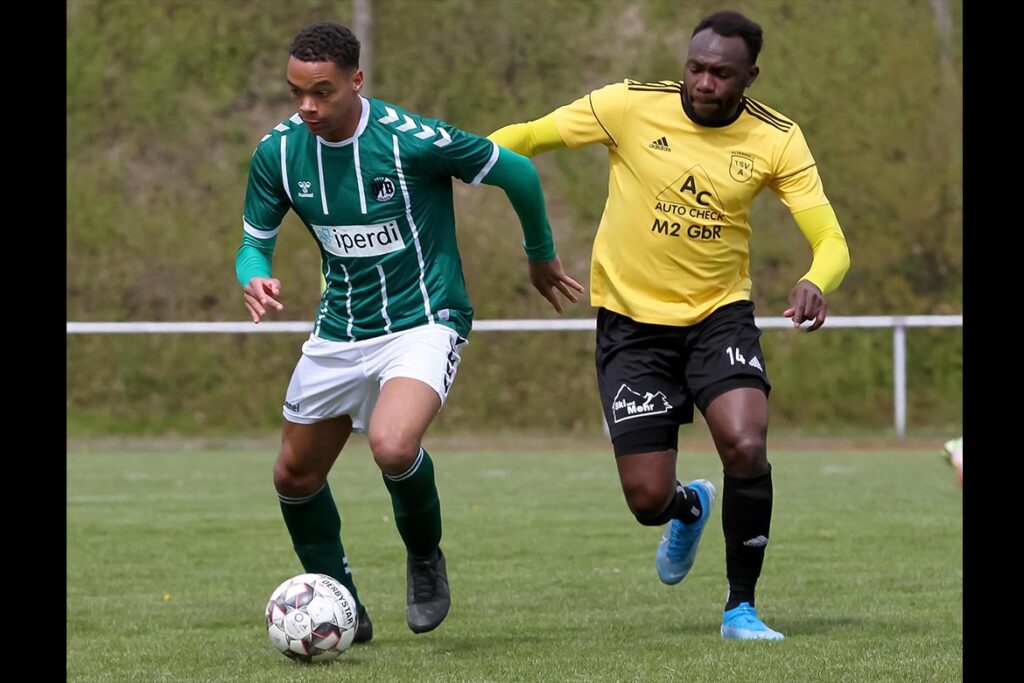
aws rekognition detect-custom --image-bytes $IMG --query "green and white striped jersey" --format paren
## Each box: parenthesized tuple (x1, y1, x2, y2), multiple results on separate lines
(243, 96, 499, 342)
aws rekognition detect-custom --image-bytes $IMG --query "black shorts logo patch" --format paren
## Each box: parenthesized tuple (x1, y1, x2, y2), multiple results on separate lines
(611, 384, 672, 423)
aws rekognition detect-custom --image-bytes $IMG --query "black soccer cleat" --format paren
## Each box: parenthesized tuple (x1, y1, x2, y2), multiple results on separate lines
(353, 605, 373, 644)
(406, 547, 450, 633)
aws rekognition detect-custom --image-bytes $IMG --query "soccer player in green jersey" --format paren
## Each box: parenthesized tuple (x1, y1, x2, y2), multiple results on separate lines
(237, 22, 583, 642)
(490, 10, 850, 639)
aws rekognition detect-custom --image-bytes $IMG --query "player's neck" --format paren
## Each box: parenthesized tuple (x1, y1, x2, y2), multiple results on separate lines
(320, 96, 365, 143)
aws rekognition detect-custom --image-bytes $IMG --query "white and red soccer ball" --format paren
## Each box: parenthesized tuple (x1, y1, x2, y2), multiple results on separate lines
(265, 573, 359, 662)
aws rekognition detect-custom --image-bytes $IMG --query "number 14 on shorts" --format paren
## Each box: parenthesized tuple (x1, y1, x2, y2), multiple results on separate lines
(725, 346, 763, 372)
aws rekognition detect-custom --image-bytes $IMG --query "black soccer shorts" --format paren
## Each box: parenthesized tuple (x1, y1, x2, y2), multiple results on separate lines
(595, 301, 771, 456)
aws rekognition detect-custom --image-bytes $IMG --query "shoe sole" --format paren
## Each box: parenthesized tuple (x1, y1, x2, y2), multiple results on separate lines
(408, 602, 450, 634)
(408, 590, 450, 633)
(721, 626, 785, 640)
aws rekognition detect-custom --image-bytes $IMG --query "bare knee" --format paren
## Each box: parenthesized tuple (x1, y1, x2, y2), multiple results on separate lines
(273, 455, 327, 497)
(616, 449, 678, 522)
(270, 417, 351, 496)
(368, 431, 420, 476)
(622, 478, 675, 521)
(718, 432, 769, 478)
(273, 428, 332, 497)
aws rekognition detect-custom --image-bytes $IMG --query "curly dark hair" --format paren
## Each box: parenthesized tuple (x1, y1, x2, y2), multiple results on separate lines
(692, 10, 763, 64)
(289, 23, 360, 70)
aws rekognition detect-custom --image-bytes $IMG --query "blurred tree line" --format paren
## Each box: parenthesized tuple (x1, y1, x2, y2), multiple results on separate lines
(67, 0, 962, 437)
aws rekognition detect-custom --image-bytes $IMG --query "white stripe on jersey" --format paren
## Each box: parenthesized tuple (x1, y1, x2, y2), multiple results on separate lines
(471, 141, 500, 185)
(340, 263, 355, 341)
(376, 265, 392, 333)
(309, 99, 371, 218)
(243, 219, 279, 240)
(392, 134, 434, 326)
(313, 260, 331, 338)
(354, 139, 367, 215)
(280, 137, 293, 203)
(316, 140, 329, 215)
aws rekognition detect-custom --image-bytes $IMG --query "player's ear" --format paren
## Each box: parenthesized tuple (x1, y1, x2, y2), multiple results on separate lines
(351, 69, 365, 93)
(746, 65, 760, 89)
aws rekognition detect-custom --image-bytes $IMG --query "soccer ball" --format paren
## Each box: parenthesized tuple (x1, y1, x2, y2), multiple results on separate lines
(943, 437, 963, 487)
(265, 573, 359, 662)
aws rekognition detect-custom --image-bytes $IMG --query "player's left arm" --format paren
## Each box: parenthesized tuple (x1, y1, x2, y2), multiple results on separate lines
(768, 125, 851, 332)
(786, 203, 850, 331)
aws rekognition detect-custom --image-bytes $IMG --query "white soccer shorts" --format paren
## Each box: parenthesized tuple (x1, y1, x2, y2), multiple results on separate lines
(282, 324, 467, 431)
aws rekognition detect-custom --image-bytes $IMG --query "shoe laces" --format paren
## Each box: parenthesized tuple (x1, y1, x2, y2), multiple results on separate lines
(726, 603, 764, 628)
(411, 558, 438, 602)
(666, 519, 690, 561)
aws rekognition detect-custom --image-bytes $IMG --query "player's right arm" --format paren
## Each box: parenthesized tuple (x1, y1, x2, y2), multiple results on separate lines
(487, 83, 628, 157)
(237, 139, 290, 323)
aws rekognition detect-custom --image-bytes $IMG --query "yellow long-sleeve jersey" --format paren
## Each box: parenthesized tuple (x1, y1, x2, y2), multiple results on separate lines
(490, 80, 850, 326)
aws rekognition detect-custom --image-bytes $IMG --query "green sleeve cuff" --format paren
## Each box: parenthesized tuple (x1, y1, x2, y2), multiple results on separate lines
(522, 240, 557, 263)
(235, 232, 275, 286)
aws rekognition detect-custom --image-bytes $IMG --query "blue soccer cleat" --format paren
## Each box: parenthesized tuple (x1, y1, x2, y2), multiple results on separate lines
(655, 479, 716, 585)
(721, 602, 785, 640)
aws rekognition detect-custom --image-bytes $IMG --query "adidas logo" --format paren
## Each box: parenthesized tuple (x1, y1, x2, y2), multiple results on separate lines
(749, 356, 763, 372)
(743, 535, 769, 548)
(649, 136, 671, 152)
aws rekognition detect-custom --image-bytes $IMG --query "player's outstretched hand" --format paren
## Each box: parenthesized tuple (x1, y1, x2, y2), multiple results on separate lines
(528, 257, 585, 314)
(244, 277, 284, 323)
(784, 279, 827, 332)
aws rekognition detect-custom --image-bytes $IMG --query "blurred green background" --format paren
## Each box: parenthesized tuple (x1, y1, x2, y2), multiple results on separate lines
(66, 0, 962, 438)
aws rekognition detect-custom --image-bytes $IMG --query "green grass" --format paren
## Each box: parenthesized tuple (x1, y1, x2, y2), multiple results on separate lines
(67, 445, 962, 682)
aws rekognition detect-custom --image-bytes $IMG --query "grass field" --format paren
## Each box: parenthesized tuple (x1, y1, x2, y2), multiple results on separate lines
(67, 442, 962, 682)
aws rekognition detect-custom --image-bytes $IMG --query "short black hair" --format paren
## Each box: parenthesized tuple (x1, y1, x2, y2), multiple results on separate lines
(692, 10, 763, 64)
(290, 23, 360, 71)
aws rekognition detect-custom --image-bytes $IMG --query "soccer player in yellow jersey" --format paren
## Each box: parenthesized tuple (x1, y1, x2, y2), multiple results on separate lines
(489, 10, 850, 640)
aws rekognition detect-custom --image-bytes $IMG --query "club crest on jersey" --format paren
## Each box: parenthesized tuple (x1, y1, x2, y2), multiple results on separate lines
(729, 154, 754, 183)
(371, 176, 396, 202)
(297, 180, 314, 197)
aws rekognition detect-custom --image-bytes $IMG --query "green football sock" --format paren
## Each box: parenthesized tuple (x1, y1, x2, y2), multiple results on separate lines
(278, 482, 362, 609)
(382, 448, 442, 557)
